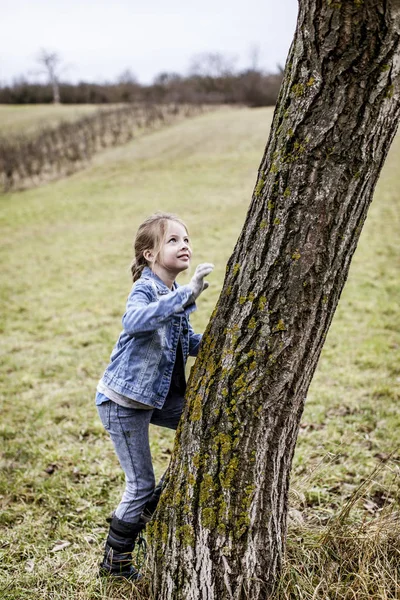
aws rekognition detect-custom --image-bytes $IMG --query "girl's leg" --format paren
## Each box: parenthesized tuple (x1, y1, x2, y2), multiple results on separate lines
(141, 392, 185, 521)
(97, 400, 155, 523)
(150, 391, 184, 430)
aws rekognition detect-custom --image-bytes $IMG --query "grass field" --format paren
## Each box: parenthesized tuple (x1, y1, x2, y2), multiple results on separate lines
(0, 104, 107, 137)
(0, 106, 399, 599)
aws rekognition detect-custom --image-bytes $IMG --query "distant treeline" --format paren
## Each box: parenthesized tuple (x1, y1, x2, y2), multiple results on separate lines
(0, 103, 206, 192)
(0, 70, 283, 107)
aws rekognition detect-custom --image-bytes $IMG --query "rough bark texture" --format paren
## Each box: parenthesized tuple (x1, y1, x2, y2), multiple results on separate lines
(150, 1, 400, 598)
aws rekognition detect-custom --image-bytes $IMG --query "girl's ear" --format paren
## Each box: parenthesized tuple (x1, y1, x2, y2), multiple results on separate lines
(143, 249, 154, 262)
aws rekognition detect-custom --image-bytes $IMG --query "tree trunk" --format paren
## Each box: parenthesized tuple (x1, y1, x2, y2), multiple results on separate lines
(150, 1, 400, 598)
(52, 78, 60, 104)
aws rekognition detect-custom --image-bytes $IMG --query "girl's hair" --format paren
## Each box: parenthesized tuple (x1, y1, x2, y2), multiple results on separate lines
(130, 212, 189, 282)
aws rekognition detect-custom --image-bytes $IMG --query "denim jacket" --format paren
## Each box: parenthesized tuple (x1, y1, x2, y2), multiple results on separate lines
(101, 267, 202, 409)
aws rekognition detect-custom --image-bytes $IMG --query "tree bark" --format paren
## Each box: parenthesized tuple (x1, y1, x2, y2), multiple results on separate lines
(150, 1, 400, 598)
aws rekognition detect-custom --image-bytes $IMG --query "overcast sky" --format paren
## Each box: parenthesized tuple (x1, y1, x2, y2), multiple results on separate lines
(1, 0, 299, 85)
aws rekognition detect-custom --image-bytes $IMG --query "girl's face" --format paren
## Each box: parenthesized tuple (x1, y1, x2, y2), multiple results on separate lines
(159, 220, 192, 274)
(144, 220, 192, 279)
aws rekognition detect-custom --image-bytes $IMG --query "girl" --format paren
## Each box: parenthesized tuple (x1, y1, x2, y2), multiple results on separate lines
(96, 212, 213, 579)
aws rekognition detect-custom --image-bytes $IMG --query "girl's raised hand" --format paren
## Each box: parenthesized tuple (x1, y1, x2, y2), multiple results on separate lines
(188, 263, 214, 301)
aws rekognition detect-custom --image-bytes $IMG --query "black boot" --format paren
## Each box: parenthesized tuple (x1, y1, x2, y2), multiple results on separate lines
(100, 515, 146, 580)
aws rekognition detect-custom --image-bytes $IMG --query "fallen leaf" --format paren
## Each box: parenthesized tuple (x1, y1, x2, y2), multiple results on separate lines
(363, 500, 378, 514)
(25, 559, 35, 572)
(51, 540, 71, 552)
(76, 500, 91, 513)
(374, 452, 390, 463)
(44, 464, 58, 475)
(288, 509, 305, 525)
(84, 535, 96, 544)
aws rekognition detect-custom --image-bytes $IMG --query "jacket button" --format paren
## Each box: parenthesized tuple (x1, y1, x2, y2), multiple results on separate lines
(183, 327, 188, 334)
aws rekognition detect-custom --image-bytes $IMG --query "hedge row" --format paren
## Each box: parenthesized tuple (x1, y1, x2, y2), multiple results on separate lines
(0, 103, 205, 192)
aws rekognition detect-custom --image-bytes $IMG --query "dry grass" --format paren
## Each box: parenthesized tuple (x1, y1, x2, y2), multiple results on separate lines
(0, 106, 399, 598)
(0, 104, 106, 137)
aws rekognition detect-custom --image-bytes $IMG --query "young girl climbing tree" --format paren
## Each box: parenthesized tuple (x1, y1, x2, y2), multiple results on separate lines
(96, 211, 213, 579)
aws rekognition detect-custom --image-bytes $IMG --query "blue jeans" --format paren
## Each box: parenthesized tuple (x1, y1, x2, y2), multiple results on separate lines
(97, 392, 184, 523)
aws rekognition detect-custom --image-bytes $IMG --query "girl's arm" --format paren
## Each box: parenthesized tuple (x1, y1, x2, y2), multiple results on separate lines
(122, 282, 195, 335)
(188, 322, 202, 356)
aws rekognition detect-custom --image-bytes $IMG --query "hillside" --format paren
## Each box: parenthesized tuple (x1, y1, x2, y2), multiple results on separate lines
(0, 103, 105, 137)
(0, 107, 399, 599)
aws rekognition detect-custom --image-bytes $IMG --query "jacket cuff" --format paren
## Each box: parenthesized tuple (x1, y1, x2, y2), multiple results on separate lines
(178, 285, 197, 314)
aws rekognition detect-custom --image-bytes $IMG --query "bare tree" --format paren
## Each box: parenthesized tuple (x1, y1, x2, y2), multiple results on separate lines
(149, 1, 400, 598)
(117, 69, 138, 84)
(248, 44, 261, 73)
(189, 52, 237, 78)
(36, 49, 63, 104)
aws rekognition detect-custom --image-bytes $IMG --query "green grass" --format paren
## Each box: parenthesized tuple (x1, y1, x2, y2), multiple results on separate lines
(0, 104, 107, 137)
(0, 106, 399, 599)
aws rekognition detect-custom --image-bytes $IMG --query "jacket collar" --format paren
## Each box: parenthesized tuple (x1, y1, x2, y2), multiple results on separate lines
(141, 266, 178, 293)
